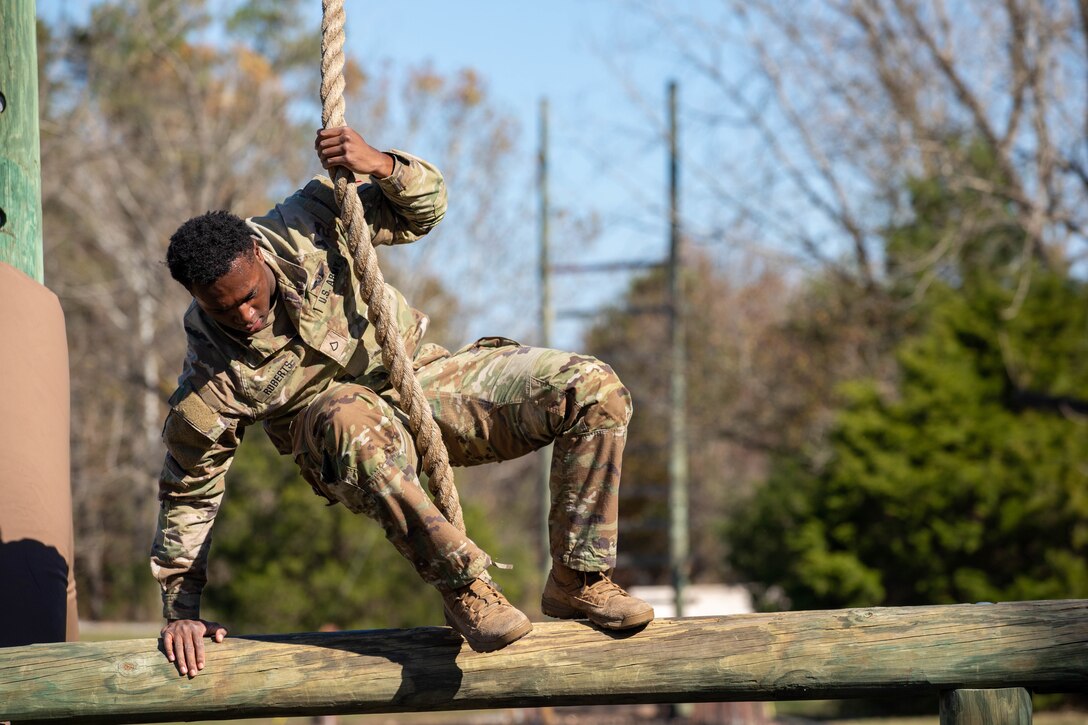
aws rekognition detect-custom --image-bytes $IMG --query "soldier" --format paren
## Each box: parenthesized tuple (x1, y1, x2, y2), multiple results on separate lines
(154, 126, 654, 677)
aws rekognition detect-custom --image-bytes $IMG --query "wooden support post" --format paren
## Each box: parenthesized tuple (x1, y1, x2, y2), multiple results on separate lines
(0, 0, 44, 282)
(0, 2, 77, 648)
(1, 600, 1086, 723)
(940, 688, 1032, 725)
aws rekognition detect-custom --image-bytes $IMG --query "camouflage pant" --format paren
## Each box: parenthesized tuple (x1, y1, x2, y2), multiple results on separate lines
(291, 337, 632, 590)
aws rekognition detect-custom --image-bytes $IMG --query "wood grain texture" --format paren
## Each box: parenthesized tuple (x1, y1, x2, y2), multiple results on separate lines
(0, 0, 44, 281)
(2, 600, 1087, 723)
(940, 688, 1032, 725)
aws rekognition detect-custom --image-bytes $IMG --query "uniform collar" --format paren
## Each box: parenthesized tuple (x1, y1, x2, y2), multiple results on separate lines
(258, 247, 306, 333)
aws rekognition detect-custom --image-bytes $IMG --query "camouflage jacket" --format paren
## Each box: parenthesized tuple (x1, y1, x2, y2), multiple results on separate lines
(151, 151, 447, 620)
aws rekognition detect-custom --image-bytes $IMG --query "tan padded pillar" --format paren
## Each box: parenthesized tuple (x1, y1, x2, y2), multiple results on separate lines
(0, 262, 77, 644)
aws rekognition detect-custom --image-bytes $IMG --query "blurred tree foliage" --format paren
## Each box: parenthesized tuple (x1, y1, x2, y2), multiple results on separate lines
(586, 137, 1088, 612)
(606, 2, 1088, 612)
(730, 269, 1088, 609)
(585, 257, 795, 585)
(40, 0, 311, 619)
(728, 143, 1088, 609)
(585, 248, 902, 587)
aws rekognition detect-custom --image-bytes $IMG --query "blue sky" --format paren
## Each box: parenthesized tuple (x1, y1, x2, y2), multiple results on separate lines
(37, 1, 714, 349)
(348, 3, 698, 346)
(360, 4, 631, 116)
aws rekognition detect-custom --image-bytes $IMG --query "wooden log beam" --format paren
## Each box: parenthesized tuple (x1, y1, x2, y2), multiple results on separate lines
(2, 600, 1087, 724)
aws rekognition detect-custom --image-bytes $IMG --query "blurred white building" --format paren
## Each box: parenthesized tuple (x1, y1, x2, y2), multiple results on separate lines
(628, 583, 754, 618)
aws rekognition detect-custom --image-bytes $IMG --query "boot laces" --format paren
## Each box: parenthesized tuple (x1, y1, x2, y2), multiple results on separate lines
(452, 578, 504, 620)
(582, 572, 628, 604)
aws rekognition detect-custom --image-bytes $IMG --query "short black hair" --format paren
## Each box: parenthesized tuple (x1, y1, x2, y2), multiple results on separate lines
(166, 210, 255, 288)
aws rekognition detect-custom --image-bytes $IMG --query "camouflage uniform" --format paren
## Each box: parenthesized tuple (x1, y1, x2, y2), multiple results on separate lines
(151, 152, 631, 621)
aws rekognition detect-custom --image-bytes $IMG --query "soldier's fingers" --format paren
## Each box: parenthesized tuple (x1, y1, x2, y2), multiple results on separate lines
(317, 146, 344, 163)
(318, 135, 345, 150)
(182, 633, 197, 676)
(162, 631, 175, 662)
(195, 634, 207, 670)
(317, 149, 343, 164)
(172, 635, 188, 674)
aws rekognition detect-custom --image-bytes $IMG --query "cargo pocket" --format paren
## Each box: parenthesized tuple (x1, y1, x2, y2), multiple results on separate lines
(474, 335, 520, 348)
(453, 335, 521, 355)
(413, 341, 451, 370)
(295, 452, 337, 507)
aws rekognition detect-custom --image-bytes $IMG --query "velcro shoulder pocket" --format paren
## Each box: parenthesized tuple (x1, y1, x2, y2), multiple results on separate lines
(170, 389, 229, 444)
(299, 176, 341, 227)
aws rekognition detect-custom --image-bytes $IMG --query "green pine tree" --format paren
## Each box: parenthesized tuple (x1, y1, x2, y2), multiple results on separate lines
(729, 142, 1088, 610)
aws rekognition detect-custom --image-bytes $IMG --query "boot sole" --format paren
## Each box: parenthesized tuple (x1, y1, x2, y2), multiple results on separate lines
(541, 597, 655, 630)
(444, 609, 533, 653)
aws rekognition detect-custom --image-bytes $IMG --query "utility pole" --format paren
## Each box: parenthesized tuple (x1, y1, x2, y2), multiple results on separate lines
(538, 98, 554, 576)
(546, 86, 685, 597)
(667, 80, 690, 618)
(0, 0, 44, 281)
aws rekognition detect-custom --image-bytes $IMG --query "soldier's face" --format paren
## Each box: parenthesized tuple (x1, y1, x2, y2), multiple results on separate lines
(190, 241, 276, 335)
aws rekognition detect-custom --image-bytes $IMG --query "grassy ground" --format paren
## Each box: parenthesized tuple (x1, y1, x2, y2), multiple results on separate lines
(774, 699, 1086, 724)
(77, 620, 162, 641)
(818, 717, 1086, 725)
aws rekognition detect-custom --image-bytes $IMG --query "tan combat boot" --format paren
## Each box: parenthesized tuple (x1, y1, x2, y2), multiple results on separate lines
(442, 577, 533, 652)
(541, 564, 655, 630)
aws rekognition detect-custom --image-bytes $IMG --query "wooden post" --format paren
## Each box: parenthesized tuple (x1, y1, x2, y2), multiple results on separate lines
(0, 0, 44, 282)
(2, 600, 1086, 723)
(0, 1, 77, 649)
(940, 688, 1032, 725)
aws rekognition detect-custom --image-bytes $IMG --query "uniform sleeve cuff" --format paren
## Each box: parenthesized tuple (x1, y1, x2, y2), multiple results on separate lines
(375, 150, 419, 194)
(163, 593, 201, 621)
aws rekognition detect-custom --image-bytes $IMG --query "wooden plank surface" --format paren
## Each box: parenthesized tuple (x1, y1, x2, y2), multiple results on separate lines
(2, 600, 1087, 723)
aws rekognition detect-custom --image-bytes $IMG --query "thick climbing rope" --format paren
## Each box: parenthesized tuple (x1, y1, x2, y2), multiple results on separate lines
(319, 0, 466, 534)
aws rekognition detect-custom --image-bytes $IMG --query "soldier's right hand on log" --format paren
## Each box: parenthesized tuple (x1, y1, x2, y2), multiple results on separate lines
(160, 618, 227, 678)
